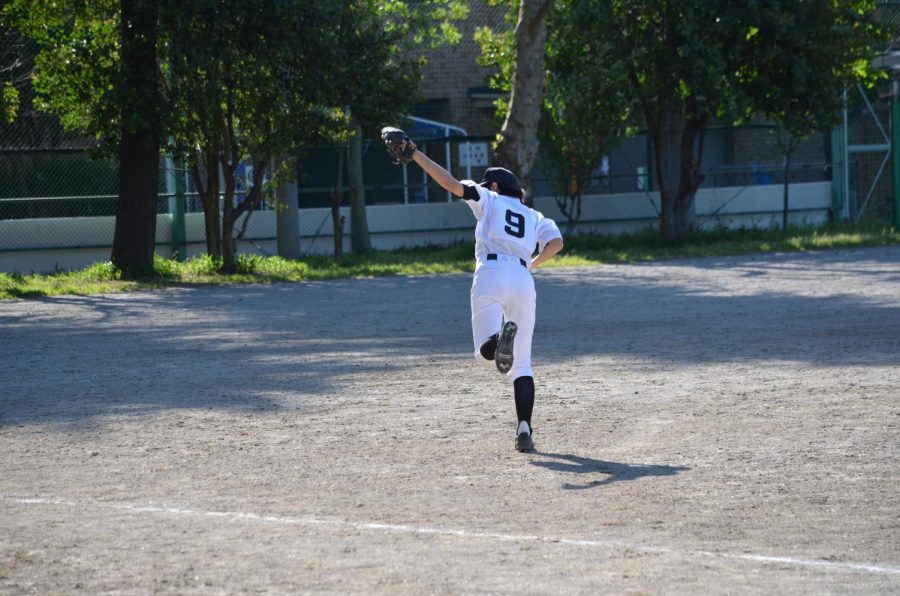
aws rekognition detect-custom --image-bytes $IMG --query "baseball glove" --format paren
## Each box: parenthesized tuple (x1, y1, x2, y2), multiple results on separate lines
(381, 127, 417, 165)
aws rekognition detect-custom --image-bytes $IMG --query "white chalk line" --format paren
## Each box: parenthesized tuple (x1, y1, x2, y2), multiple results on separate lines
(7, 496, 900, 577)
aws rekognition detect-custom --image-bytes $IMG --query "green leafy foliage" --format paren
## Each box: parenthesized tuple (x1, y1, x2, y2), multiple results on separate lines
(536, 0, 883, 240)
(159, 0, 441, 270)
(539, 0, 633, 232)
(737, 0, 884, 137)
(3, 0, 466, 272)
(0, 25, 26, 123)
(475, 0, 883, 240)
(1, 81, 17, 123)
(160, 0, 468, 270)
(3, 0, 122, 150)
(474, 1, 519, 128)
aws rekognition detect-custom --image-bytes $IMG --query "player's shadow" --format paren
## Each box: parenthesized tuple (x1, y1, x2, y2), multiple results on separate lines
(530, 452, 688, 490)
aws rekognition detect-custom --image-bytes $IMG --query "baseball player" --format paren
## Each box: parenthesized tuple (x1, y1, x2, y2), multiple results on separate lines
(382, 127, 564, 453)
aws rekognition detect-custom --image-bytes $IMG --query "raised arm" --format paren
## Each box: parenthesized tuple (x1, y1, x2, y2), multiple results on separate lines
(382, 127, 465, 198)
(410, 145, 465, 198)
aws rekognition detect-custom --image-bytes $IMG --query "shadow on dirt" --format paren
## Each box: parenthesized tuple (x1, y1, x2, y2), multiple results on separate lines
(530, 452, 689, 490)
(539, 247, 900, 368)
(0, 276, 473, 428)
(2, 247, 898, 428)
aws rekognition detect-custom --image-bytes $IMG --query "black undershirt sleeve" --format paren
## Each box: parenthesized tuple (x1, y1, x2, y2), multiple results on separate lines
(462, 183, 480, 202)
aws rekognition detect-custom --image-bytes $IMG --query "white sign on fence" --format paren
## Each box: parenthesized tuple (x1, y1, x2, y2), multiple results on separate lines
(459, 142, 489, 168)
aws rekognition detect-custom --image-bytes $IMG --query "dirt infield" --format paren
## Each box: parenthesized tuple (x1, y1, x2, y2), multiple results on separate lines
(1, 246, 899, 594)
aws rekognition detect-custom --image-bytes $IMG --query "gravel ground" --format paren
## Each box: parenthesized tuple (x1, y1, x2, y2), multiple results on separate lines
(1, 246, 899, 594)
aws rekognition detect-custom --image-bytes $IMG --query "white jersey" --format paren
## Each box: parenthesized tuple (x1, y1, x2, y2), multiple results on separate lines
(461, 182, 562, 264)
(460, 181, 562, 380)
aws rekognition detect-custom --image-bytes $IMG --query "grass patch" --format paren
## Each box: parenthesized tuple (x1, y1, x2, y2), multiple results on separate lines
(555, 222, 900, 266)
(2, 222, 898, 299)
(0, 262, 141, 299)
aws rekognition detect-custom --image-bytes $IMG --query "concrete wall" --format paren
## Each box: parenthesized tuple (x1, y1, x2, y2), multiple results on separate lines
(0, 181, 832, 274)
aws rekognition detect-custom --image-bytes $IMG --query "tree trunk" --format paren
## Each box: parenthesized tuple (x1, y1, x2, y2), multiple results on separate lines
(194, 146, 222, 259)
(674, 107, 707, 236)
(553, 194, 582, 237)
(111, 0, 161, 278)
(654, 102, 707, 242)
(778, 131, 795, 233)
(494, 0, 554, 200)
(203, 190, 221, 258)
(331, 147, 345, 264)
(113, 124, 159, 276)
(348, 124, 370, 255)
(220, 155, 239, 273)
(652, 119, 678, 242)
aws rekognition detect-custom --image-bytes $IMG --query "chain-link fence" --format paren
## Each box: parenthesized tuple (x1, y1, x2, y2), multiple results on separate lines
(0, 125, 835, 257)
(298, 124, 831, 208)
(0, 149, 120, 220)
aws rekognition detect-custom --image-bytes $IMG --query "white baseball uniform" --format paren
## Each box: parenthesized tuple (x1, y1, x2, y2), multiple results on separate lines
(461, 182, 563, 380)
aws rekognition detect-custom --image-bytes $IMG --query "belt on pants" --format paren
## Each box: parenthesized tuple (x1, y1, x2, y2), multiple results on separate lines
(486, 253, 528, 268)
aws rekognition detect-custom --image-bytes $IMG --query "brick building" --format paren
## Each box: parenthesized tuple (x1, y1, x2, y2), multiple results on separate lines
(414, 2, 509, 137)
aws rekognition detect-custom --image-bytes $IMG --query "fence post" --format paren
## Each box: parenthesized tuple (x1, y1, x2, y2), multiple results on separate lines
(166, 155, 187, 261)
(275, 155, 301, 259)
(830, 91, 849, 221)
(892, 81, 900, 229)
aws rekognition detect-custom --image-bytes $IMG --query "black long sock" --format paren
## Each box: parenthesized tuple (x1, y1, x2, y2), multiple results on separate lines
(513, 376, 535, 430)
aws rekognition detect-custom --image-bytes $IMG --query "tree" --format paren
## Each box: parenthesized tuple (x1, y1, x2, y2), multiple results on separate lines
(550, 0, 882, 242)
(112, 0, 162, 276)
(4, 0, 165, 276)
(477, 0, 554, 200)
(328, 1, 434, 258)
(738, 0, 882, 230)
(592, 1, 752, 241)
(3, 2, 120, 138)
(538, 0, 631, 235)
(7, 0, 456, 273)
(161, 1, 345, 272)
(348, 122, 370, 254)
(0, 25, 26, 124)
(164, 0, 458, 270)
(338, 0, 466, 257)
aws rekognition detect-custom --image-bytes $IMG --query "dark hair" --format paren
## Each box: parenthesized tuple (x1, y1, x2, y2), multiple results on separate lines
(495, 184, 526, 201)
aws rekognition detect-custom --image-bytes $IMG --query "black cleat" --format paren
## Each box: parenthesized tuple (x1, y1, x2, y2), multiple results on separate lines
(494, 321, 517, 374)
(515, 431, 534, 453)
